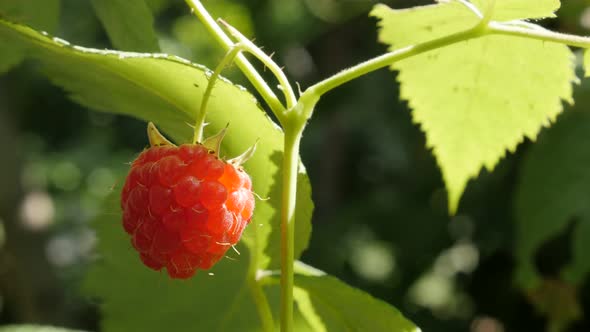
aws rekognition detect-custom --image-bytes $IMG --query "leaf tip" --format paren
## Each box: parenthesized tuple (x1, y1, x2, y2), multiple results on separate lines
(447, 193, 460, 216)
(445, 176, 468, 215)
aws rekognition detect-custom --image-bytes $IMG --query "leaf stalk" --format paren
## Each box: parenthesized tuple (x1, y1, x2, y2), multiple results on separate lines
(219, 19, 298, 111)
(193, 44, 245, 143)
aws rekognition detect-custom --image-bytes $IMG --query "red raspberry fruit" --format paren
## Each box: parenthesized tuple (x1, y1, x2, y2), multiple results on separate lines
(121, 143, 254, 279)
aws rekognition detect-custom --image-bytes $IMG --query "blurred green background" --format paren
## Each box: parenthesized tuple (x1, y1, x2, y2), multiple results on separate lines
(2, 0, 590, 331)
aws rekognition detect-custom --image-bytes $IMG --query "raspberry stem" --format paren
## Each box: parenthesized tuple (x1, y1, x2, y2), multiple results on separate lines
(193, 44, 244, 143)
(279, 123, 305, 332)
(184, 0, 286, 116)
(218, 19, 297, 111)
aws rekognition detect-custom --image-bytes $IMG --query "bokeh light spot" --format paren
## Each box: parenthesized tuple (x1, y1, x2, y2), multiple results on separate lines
(19, 191, 55, 231)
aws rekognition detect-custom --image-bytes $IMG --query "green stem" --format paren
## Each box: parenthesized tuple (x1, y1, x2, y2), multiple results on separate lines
(248, 277, 275, 332)
(455, 0, 483, 18)
(280, 121, 304, 332)
(478, 0, 495, 29)
(193, 44, 244, 143)
(303, 18, 590, 110)
(302, 26, 484, 116)
(184, 0, 286, 116)
(487, 21, 590, 48)
(219, 19, 298, 111)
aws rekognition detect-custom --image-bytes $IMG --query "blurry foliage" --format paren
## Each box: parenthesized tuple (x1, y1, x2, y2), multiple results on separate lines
(0, 0, 60, 73)
(1, 0, 590, 331)
(91, 0, 160, 52)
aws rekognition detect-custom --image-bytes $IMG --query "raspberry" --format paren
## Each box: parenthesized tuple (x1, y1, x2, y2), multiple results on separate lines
(121, 140, 255, 279)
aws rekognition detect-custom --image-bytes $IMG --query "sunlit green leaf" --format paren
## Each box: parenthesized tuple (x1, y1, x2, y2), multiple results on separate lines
(371, 2, 575, 213)
(292, 268, 419, 332)
(515, 110, 590, 288)
(91, 0, 160, 52)
(259, 262, 419, 332)
(0, 0, 60, 73)
(471, 0, 560, 20)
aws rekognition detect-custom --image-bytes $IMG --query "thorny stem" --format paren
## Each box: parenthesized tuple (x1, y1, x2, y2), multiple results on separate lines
(487, 22, 590, 48)
(279, 122, 304, 332)
(301, 19, 590, 115)
(193, 44, 245, 144)
(300, 26, 485, 120)
(219, 19, 298, 112)
(184, 0, 286, 115)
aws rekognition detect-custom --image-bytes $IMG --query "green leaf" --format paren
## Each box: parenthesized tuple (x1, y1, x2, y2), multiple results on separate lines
(0, 0, 60, 31)
(0, 19, 314, 328)
(563, 213, 590, 284)
(526, 279, 582, 331)
(371, 2, 575, 213)
(0, 326, 85, 332)
(91, 0, 160, 52)
(0, 42, 23, 73)
(85, 195, 266, 331)
(259, 262, 419, 332)
(145, 0, 171, 15)
(0, 0, 60, 73)
(584, 49, 590, 77)
(514, 110, 590, 288)
(471, 0, 560, 20)
(292, 269, 419, 332)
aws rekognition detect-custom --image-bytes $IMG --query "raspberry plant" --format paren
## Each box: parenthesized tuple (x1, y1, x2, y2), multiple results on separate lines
(2, 0, 590, 331)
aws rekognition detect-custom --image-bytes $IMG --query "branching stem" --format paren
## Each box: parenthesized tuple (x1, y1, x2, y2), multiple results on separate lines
(184, 0, 286, 115)
(300, 26, 484, 117)
(302, 19, 590, 111)
(219, 19, 297, 111)
(479, 0, 496, 29)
